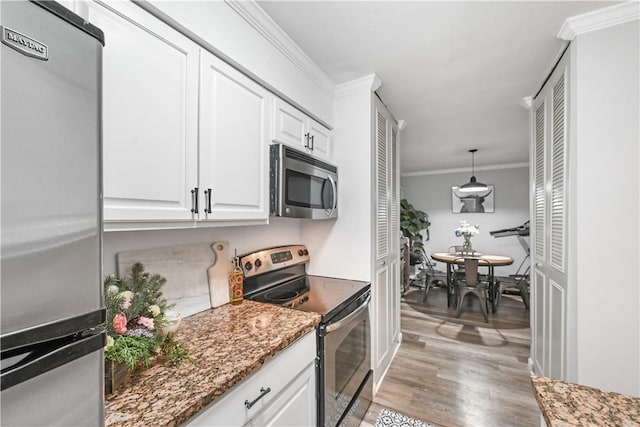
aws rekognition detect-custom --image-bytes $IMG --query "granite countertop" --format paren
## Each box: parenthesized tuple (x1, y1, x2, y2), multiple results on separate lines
(531, 375, 640, 426)
(105, 300, 321, 427)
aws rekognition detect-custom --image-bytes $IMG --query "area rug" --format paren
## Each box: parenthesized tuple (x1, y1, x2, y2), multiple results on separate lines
(374, 408, 434, 427)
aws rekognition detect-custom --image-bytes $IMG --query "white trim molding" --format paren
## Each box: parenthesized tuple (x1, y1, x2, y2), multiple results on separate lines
(401, 162, 529, 178)
(334, 74, 382, 99)
(558, 1, 640, 41)
(226, 0, 336, 97)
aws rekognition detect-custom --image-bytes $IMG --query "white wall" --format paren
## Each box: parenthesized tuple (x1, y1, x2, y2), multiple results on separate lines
(103, 218, 301, 275)
(300, 77, 376, 281)
(570, 19, 640, 396)
(401, 166, 530, 277)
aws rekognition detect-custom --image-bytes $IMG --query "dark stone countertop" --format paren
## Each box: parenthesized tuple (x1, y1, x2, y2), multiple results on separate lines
(105, 300, 320, 427)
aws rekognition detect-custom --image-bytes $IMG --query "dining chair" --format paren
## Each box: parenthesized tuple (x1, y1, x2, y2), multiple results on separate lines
(453, 257, 490, 322)
(417, 252, 447, 303)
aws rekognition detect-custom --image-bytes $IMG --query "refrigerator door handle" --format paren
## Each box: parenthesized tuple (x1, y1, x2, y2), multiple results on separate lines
(1, 330, 105, 391)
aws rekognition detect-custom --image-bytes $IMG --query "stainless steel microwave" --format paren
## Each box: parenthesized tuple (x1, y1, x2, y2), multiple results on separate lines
(269, 144, 338, 219)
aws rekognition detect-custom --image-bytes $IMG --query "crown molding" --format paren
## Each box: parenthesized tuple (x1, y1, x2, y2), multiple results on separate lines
(225, 0, 336, 97)
(558, 1, 640, 41)
(401, 162, 529, 178)
(397, 120, 407, 131)
(334, 74, 382, 99)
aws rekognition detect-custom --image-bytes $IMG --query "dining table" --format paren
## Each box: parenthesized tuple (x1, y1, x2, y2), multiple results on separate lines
(431, 251, 514, 312)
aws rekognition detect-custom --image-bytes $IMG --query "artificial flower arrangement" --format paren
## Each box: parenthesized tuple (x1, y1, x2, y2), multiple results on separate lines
(454, 220, 480, 238)
(103, 263, 191, 371)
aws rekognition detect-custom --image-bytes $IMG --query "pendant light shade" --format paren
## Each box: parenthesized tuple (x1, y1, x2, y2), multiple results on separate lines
(459, 149, 489, 193)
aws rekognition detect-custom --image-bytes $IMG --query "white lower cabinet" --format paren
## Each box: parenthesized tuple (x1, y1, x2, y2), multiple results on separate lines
(184, 331, 317, 427)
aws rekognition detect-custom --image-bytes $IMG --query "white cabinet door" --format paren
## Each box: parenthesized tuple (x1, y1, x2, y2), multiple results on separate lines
(531, 55, 568, 381)
(247, 361, 316, 427)
(272, 98, 307, 150)
(89, 1, 199, 222)
(198, 51, 270, 221)
(272, 98, 331, 160)
(308, 118, 331, 159)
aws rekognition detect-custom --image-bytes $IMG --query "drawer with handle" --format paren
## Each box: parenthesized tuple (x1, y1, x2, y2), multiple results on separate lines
(185, 331, 316, 426)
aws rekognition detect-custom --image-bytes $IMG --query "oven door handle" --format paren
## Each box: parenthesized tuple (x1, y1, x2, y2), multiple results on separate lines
(326, 294, 370, 333)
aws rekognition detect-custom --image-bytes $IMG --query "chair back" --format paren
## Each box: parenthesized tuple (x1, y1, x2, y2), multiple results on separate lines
(454, 257, 489, 288)
(449, 245, 464, 254)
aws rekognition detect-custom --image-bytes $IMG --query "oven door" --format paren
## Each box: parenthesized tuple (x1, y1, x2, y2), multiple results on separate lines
(320, 292, 371, 427)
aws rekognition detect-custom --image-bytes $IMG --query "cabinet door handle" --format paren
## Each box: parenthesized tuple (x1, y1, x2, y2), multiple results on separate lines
(310, 134, 315, 150)
(205, 188, 212, 214)
(303, 132, 310, 149)
(244, 387, 271, 410)
(191, 187, 199, 214)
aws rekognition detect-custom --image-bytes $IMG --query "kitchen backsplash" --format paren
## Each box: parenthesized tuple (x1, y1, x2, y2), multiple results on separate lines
(102, 217, 302, 276)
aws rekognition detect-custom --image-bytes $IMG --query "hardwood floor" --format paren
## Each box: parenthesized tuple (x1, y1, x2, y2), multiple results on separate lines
(362, 286, 540, 427)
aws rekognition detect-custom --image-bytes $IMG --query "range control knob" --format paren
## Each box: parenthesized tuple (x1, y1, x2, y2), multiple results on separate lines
(244, 261, 252, 271)
(303, 249, 309, 256)
(298, 249, 304, 256)
(255, 259, 263, 269)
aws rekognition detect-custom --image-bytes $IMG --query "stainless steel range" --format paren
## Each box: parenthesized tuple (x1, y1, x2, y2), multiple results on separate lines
(241, 245, 372, 427)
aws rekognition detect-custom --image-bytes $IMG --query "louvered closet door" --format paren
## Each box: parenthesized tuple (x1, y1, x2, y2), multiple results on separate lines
(531, 54, 569, 381)
(373, 106, 390, 387)
(373, 98, 401, 390)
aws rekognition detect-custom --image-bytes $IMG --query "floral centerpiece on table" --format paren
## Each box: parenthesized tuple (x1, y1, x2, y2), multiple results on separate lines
(103, 263, 191, 374)
(454, 220, 480, 252)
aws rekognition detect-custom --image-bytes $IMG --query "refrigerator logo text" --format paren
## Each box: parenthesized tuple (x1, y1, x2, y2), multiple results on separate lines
(1, 27, 48, 61)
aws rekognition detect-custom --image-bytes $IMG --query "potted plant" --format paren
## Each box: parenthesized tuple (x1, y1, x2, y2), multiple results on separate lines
(400, 198, 430, 253)
(400, 199, 430, 291)
(103, 263, 192, 394)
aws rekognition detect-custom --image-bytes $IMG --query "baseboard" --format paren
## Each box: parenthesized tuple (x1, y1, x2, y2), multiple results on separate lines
(373, 334, 402, 394)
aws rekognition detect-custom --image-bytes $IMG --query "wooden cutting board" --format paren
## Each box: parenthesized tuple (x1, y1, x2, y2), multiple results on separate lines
(116, 241, 230, 317)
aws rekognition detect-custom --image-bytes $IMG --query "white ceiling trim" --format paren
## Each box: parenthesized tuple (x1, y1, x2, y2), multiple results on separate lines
(558, 1, 640, 40)
(401, 162, 529, 178)
(334, 74, 381, 99)
(225, 0, 336, 96)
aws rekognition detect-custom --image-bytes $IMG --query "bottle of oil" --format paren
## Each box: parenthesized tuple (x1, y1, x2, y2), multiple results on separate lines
(228, 251, 244, 305)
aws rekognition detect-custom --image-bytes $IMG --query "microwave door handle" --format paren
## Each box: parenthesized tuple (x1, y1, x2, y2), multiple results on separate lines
(325, 294, 370, 333)
(326, 175, 337, 217)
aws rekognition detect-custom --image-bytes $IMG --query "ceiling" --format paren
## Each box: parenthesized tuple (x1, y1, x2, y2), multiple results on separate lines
(257, 1, 616, 173)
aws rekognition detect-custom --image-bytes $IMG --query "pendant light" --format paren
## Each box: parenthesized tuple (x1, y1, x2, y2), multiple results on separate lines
(459, 149, 489, 193)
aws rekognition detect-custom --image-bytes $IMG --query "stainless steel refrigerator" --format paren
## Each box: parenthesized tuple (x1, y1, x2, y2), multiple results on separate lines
(1, 1, 105, 425)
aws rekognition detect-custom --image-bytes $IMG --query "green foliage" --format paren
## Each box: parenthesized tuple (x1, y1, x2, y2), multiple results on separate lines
(160, 333, 195, 367)
(400, 198, 430, 251)
(103, 263, 190, 371)
(105, 335, 157, 370)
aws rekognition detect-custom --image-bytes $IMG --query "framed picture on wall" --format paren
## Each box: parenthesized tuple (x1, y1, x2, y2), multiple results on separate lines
(451, 185, 495, 213)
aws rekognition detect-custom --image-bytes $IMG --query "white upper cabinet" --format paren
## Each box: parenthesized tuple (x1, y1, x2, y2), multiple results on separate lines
(91, 1, 273, 228)
(272, 98, 331, 160)
(88, 1, 199, 222)
(198, 51, 270, 221)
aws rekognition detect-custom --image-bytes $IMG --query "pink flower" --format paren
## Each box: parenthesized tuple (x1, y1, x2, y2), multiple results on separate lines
(121, 300, 131, 310)
(113, 313, 127, 334)
(137, 316, 154, 330)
